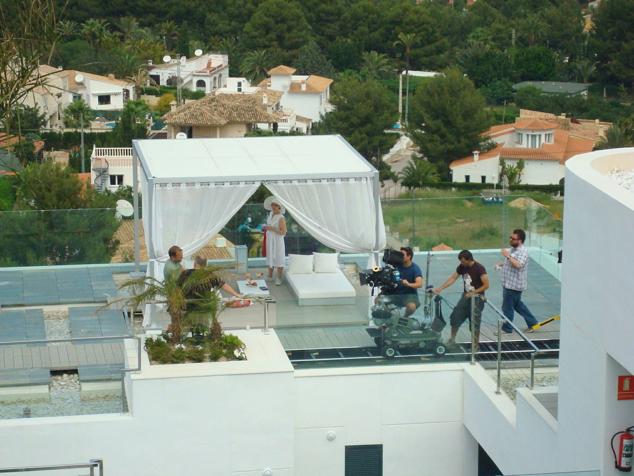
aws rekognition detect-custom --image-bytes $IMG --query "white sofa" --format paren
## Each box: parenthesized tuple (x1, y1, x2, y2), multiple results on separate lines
(285, 253, 356, 306)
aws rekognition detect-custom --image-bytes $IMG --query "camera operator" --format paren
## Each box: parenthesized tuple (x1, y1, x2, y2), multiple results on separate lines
(383, 247, 424, 317)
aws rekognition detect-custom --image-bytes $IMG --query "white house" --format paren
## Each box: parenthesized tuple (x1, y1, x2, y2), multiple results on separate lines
(55, 69, 135, 112)
(259, 65, 333, 123)
(147, 53, 229, 94)
(450, 110, 610, 185)
(20, 66, 135, 130)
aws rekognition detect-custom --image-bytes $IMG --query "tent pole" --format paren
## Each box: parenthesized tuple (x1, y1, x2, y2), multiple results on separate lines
(132, 148, 140, 273)
(372, 171, 381, 263)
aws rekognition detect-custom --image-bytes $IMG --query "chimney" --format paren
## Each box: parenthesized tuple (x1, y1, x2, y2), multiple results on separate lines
(301, 82, 306, 91)
(262, 93, 268, 105)
(147, 60, 153, 66)
(107, 74, 115, 80)
(170, 100, 177, 111)
(473, 151, 480, 162)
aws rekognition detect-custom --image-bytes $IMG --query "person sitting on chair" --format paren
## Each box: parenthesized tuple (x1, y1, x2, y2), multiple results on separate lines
(384, 247, 424, 317)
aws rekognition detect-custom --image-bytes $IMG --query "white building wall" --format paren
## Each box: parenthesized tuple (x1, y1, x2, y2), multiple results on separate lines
(295, 364, 477, 476)
(451, 158, 500, 184)
(84, 78, 128, 111)
(280, 94, 322, 122)
(0, 332, 478, 476)
(452, 158, 564, 185)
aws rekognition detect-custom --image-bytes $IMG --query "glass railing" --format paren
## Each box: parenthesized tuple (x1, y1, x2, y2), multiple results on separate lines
(0, 208, 132, 267)
(0, 195, 563, 269)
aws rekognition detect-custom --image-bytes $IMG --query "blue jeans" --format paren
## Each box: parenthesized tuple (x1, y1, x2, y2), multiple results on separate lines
(501, 287, 538, 332)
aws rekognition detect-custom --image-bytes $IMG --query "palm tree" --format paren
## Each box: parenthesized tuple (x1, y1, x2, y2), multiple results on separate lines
(117, 267, 223, 343)
(127, 66, 152, 98)
(81, 19, 111, 59)
(240, 50, 272, 83)
(360, 51, 393, 80)
(574, 59, 596, 83)
(56, 20, 78, 39)
(595, 125, 632, 150)
(394, 32, 416, 125)
(117, 16, 139, 42)
(157, 20, 179, 49)
(399, 158, 439, 190)
(63, 99, 94, 129)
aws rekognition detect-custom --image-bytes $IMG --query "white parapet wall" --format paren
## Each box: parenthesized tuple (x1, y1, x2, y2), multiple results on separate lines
(0, 330, 478, 475)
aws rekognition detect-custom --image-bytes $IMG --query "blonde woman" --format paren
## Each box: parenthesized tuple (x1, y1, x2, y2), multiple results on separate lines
(263, 196, 287, 285)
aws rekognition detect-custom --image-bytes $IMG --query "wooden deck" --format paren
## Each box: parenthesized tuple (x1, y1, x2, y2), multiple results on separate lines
(0, 342, 125, 371)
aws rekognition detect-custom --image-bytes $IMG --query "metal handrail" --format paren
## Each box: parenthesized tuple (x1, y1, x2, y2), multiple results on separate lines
(0, 458, 103, 474)
(434, 293, 542, 391)
(0, 335, 142, 374)
(480, 297, 540, 392)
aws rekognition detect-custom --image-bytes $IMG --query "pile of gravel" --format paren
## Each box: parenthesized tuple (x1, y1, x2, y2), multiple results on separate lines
(608, 168, 634, 192)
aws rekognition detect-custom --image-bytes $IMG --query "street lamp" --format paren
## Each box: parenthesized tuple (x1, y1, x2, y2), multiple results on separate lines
(163, 49, 203, 107)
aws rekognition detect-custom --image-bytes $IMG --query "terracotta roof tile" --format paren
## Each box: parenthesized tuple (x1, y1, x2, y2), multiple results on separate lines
(163, 91, 283, 127)
(513, 118, 558, 130)
(267, 65, 296, 75)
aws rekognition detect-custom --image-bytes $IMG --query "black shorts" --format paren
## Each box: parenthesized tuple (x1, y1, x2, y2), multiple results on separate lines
(449, 294, 484, 331)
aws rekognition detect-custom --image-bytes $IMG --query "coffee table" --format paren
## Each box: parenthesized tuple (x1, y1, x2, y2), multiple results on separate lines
(236, 279, 270, 297)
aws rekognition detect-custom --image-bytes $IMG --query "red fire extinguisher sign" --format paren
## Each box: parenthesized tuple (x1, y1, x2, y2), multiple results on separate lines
(618, 376, 634, 401)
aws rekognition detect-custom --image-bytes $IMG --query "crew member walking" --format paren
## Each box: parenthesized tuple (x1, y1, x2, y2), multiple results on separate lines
(499, 228, 538, 333)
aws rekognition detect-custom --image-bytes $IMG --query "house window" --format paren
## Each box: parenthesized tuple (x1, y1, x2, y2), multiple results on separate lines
(481, 175, 487, 184)
(545, 132, 553, 143)
(516, 132, 523, 144)
(123, 89, 130, 102)
(213, 76, 217, 89)
(72, 94, 82, 102)
(109, 175, 124, 186)
(465, 175, 471, 183)
(529, 134, 541, 148)
(345, 445, 382, 476)
(195, 79, 206, 92)
(149, 74, 160, 85)
(237, 81, 242, 93)
(97, 95, 111, 105)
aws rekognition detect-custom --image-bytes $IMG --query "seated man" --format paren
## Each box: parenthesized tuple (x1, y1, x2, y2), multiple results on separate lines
(186, 255, 242, 299)
(164, 245, 184, 282)
(383, 247, 424, 317)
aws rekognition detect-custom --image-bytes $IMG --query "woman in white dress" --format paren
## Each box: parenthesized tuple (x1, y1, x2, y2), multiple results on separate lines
(264, 197, 287, 285)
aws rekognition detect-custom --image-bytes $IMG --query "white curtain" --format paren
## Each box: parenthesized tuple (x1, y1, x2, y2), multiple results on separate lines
(267, 178, 386, 253)
(142, 181, 259, 326)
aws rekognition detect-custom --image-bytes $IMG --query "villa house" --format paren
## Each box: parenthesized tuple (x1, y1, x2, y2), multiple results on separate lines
(162, 89, 283, 139)
(258, 65, 333, 123)
(450, 109, 610, 185)
(147, 53, 229, 94)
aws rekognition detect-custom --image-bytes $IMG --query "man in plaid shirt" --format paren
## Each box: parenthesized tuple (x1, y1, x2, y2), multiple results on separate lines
(499, 229, 539, 334)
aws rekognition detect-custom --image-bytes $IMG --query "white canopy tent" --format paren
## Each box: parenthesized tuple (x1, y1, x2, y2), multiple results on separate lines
(131, 135, 386, 326)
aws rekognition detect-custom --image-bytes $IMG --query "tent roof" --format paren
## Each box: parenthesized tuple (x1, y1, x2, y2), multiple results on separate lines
(133, 135, 377, 183)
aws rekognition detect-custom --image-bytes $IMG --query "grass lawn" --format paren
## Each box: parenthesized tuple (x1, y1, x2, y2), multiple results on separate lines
(382, 189, 563, 250)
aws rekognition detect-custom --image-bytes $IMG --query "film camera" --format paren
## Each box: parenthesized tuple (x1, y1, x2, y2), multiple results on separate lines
(362, 249, 448, 358)
(358, 249, 404, 292)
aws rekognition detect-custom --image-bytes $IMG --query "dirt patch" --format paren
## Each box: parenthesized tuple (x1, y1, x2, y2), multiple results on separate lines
(508, 197, 544, 210)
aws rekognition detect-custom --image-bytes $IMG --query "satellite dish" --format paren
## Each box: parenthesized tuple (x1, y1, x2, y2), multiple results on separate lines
(74, 73, 84, 83)
(194, 49, 203, 57)
(162, 55, 172, 64)
(115, 200, 134, 219)
(175, 132, 187, 140)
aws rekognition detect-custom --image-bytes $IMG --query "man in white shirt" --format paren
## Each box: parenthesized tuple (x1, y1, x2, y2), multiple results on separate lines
(499, 229, 538, 333)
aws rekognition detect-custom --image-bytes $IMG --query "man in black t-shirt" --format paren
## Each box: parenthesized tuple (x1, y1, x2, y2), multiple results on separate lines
(433, 250, 489, 348)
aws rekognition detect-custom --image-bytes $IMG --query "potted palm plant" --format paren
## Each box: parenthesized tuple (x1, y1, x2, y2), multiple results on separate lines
(116, 266, 246, 364)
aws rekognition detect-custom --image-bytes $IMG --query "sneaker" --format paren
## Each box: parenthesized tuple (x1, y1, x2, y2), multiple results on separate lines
(275, 278, 282, 286)
(525, 326, 535, 333)
(494, 328, 513, 337)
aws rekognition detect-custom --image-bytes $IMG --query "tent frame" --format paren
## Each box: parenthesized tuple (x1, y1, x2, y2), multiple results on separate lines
(131, 135, 383, 271)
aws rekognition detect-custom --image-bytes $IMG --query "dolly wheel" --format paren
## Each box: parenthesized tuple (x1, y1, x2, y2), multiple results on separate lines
(383, 346, 396, 358)
(434, 344, 447, 356)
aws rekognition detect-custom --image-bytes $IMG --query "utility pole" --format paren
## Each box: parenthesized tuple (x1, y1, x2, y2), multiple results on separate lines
(80, 110, 85, 173)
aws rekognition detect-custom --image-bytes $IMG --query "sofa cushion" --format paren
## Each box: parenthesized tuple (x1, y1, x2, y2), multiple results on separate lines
(313, 252, 339, 273)
(287, 254, 314, 274)
(286, 269, 356, 299)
